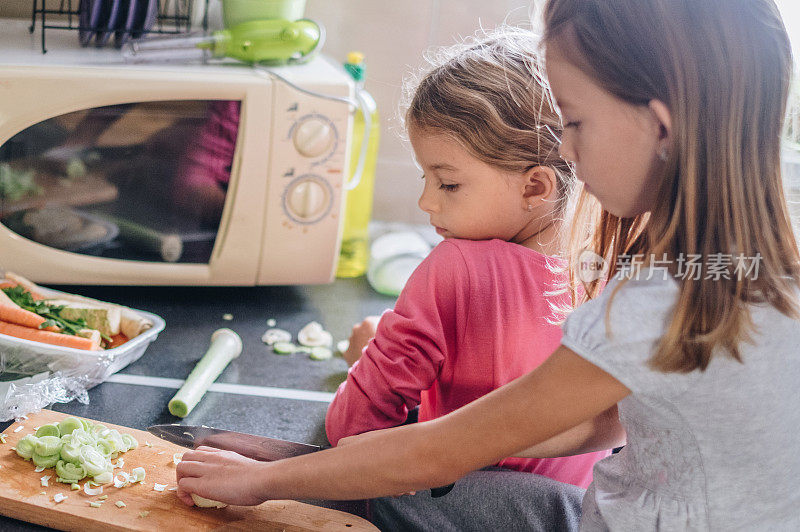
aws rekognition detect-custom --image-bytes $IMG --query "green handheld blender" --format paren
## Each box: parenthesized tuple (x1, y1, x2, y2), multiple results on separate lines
(122, 18, 323, 65)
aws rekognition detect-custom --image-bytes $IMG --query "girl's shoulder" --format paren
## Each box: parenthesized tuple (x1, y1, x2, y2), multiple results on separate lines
(436, 238, 567, 270)
(560, 269, 682, 396)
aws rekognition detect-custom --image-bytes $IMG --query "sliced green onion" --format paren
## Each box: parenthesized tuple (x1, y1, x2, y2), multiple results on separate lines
(16, 435, 39, 460)
(35, 424, 60, 439)
(58, 417, 83, 436)
(35, 436, 62, 457)
(121, 434, 138, 451)
(93, 471, 113, 485)
(80, 446, 108, 477)
(309, 346, 333, 361)
(56, 460, 86, 483)
(131, 467, 146, 483)
(32, 452, 60, 469)
(273, 341, 297, 355)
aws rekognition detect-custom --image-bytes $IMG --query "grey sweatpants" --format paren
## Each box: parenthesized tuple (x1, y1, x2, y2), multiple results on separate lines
(370, 467, 585, 532)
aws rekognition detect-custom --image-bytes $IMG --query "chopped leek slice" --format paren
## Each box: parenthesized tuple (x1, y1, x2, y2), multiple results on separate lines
(89, 501, 102, 508)
(79, 446, 107, 477)
(32, 452, 60, 469)
(131, 467, 146, 483)
(309, 346, 333, 361)
(116, 501, 126, 508)
(56, 460, 86, 483)
(58, 417, 83, 436)
(191, 493, 228, 508)
(35, 436, 62, 457)
(53, 493, 66, 503)
(273, 341, 297, 354)
(35, 424, 60, 439)
(93, 471, 113, 485)
(15, 434, 39, 460)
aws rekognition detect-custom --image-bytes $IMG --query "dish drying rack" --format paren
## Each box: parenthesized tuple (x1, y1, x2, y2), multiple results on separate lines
(29, 0, 209, 53)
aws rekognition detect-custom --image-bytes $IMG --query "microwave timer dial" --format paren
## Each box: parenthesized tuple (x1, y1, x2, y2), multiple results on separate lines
(283, 174, 333, 224)
(291, 115, 338, 159)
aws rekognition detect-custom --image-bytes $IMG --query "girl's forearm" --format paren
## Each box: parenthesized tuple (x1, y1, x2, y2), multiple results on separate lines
(511, 405, 626, 458)
(256, 421, 458, 501)
(252, 347, 629, 502)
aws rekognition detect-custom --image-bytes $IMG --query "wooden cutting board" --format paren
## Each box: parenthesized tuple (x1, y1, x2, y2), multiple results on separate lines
(0, 410, 376, 531)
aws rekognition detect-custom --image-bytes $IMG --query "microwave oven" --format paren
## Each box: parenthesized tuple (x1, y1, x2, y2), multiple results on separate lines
(0, 21, 354, 286)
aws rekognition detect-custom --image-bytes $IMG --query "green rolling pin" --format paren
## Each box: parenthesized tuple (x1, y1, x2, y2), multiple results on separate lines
(168, 328, 243, 418)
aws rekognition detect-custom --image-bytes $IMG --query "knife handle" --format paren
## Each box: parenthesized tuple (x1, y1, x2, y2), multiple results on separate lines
(430, 483, 455, 498)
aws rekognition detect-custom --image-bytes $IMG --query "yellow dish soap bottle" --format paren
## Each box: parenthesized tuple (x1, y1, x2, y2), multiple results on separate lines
(337, 51, 380, 278)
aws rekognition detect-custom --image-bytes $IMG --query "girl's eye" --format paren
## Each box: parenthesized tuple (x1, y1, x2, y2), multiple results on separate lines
(564, 121, 581, 129)
(439, 183, 460, 191)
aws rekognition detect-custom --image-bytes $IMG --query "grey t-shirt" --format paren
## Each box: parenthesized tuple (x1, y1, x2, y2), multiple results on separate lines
(561, 271, 800, 531)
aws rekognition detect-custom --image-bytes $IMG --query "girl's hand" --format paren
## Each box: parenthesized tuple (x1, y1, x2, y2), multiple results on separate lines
(343, 316, 380, 367)
(176, 446, 269, 506)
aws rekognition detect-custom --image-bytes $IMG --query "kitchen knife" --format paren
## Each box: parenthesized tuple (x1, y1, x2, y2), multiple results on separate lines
(148, 424, 454, 497)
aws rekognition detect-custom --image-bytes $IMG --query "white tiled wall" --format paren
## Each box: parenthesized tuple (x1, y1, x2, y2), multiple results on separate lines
(0, 0, 535, 222)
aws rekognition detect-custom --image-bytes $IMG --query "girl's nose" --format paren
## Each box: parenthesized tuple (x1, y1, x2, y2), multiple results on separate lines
(418, 185, 437, 214)
(558, 140, 576, 164)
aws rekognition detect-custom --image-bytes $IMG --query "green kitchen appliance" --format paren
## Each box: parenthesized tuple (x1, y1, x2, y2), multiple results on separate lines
(122, 18, 323, 65)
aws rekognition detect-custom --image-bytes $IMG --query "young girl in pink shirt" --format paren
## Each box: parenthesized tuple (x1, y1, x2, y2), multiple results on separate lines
(321, 29, 619, 527)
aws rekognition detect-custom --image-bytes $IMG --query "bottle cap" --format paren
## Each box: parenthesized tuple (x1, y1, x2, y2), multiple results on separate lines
(344, 50, 366, 82)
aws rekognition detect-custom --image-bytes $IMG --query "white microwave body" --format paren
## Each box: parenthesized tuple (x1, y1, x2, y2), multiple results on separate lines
(0, 34, 353, 286)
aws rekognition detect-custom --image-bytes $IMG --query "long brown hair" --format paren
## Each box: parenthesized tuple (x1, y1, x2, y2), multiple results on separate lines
(543, 0, 800, 372)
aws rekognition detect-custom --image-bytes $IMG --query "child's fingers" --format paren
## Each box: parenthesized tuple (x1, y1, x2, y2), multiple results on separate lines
(180, 446, 221, 463)
(177, 477, 205, 500)
(176, 458, 208, 478)
(176, 485, 196, 506)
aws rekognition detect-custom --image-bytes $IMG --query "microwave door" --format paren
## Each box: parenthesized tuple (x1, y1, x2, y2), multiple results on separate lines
(0, 95, 260, 285)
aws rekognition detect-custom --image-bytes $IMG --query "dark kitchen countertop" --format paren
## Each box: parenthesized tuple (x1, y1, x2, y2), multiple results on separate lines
(0, 277, 396, 530)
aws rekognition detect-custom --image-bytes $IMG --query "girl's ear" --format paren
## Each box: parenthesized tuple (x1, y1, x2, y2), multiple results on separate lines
(648, 99, 673, 158)
(522, 166, 557, 203)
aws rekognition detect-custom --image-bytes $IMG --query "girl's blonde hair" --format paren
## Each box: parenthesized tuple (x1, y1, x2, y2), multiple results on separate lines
(543, 0, 800, 372)
(401, 27, 574, 218)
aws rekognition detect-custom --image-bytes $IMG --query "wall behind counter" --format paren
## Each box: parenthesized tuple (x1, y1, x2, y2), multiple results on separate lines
(0, 0, 536, 223)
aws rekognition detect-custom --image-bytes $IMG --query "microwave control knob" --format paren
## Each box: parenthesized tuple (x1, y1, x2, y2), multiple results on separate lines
(285, 177, 331, 221)
(293, 117, 335, 158)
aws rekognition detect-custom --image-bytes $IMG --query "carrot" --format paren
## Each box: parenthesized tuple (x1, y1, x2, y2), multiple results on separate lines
(0, 290, 47, 329)
(0, 320, 100, 350)
(0, 281, 16, 290)
(108, 333, 130, 349)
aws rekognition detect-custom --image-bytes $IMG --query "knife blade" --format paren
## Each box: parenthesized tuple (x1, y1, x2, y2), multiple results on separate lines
(149, 424, 455, 498)
(148, 424, 327, 462)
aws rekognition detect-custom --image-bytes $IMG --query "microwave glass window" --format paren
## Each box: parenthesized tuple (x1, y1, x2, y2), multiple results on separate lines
(0, 100, 242, 264)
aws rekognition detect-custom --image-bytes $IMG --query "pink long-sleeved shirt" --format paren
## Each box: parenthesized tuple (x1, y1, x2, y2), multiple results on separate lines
(326, 238, 609, 488)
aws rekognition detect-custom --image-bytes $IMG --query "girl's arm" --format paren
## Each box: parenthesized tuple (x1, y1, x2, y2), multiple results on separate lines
(325, 243, 465, 445)
(510, 405, 625, 458)
(176, 346, 630, 504)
